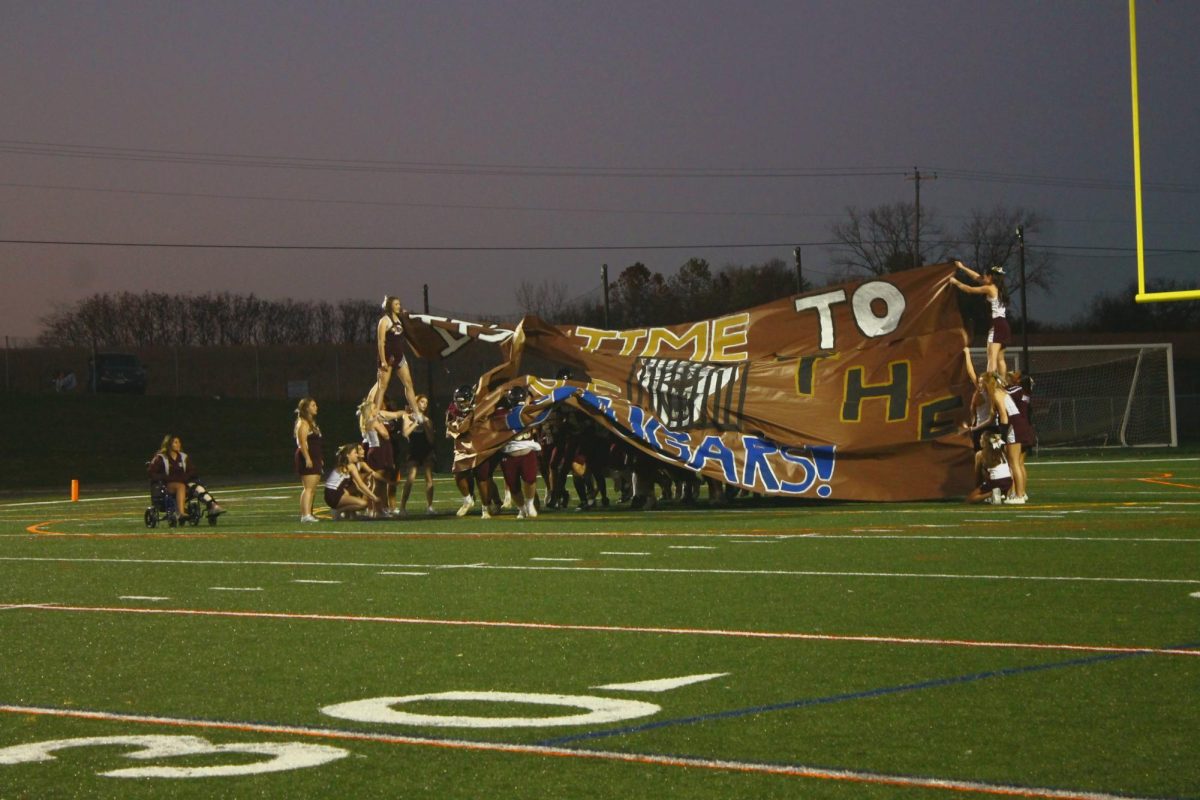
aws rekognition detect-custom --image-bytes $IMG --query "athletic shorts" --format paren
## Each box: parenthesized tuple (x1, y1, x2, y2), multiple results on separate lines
(981, 476, 1013, 494)
(324, 486, 346, 508)
(501, 451, 539, 491)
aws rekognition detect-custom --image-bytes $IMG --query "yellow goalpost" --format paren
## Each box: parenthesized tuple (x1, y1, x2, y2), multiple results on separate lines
(1128, 0, 1200, 303)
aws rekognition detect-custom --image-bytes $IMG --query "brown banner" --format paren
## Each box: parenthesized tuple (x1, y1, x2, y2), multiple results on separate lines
(416, 262, 975, 501)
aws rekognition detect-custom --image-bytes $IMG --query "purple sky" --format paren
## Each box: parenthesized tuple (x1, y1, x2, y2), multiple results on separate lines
(2, 0, 1197, 339)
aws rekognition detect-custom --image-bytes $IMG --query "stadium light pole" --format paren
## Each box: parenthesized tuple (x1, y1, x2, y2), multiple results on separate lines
(1016, 226, 1030, 373)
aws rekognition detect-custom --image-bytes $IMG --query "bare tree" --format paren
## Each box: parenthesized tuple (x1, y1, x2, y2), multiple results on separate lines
(828, 202, 946, 278)
(955, 205, 1056, 294)
(515, 278, 570, 321)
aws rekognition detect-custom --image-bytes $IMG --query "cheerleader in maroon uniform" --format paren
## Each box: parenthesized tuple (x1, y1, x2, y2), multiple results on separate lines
(950, 261, 1011, 378)
(294, 397, 323, 522)
(147, 435, 225, 519)
(980, 372, 1029, 503)
(376, 296, 420, 414)
(323, 444, 379, 519)
(1004, 371, 1036, 503)
(400, 394, 437, 515)
(964, 432, 1013, 504)
(357, 380, 406, 515)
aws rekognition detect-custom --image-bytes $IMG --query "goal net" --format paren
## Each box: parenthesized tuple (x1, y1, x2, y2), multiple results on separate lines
(969, 344, 1177, 448)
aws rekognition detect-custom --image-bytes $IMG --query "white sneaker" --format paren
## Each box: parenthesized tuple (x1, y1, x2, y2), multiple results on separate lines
(426, 505, 435, 515)
(989, 488, 1003, 505)
(516, 506, 527, 519)
(526, 501, 538, 519)
(456, 497, 474, 517)
(480, 507, 491, 520)
(501, 490, 514, 510)
(1006, 496, 1026, 505)
(300, 514, 320, 523)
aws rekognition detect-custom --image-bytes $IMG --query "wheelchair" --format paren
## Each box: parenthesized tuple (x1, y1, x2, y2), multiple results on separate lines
(144, 480, 215, 528)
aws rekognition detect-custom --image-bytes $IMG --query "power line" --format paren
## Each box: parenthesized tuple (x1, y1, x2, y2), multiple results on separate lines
(0, 181, 842, 220)
(0, 139, 908, 180)
(11, 138, 1198, 192)
(2, 236, 1196, 255)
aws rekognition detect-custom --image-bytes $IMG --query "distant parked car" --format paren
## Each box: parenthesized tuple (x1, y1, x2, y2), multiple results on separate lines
(89, 353, 147, 394)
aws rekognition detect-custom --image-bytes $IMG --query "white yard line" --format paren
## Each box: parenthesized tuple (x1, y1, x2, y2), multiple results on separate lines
(2, 556, 1196, 586)
(8, 604, 1200, 659)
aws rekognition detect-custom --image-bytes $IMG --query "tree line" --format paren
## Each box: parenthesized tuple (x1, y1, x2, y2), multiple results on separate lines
(37, 203, 1196, 346)
(38, 292, 382, 347)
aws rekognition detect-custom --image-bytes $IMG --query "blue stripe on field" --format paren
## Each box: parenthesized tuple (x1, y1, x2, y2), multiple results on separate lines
(536, 642, 1199, 748)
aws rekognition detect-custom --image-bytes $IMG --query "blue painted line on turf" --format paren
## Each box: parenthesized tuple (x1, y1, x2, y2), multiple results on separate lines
(537, 642, 1199, 748)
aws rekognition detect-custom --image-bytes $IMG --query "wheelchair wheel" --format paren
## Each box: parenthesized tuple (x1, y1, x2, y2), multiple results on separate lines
(144, 508, 157, 528)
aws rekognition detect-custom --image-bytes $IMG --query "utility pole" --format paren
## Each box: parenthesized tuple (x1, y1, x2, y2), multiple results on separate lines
(1016, 226, 1030, 373)
(423, 283, 433, 398)
(907, 167, 937, 268)
(793, 247, 803, 293)
(601, 264, 610, 328)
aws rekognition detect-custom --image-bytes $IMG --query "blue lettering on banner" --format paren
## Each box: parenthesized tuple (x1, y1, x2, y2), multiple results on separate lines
(741, 436, 782, 492)
(688, 435, 737, 483)
(661, 428, 692, 463)
(539, 388, 838, 498)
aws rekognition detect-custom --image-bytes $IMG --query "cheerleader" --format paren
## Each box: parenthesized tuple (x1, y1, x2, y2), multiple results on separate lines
(964, 432, 1013, 504)
(323, 444, 379, 519)
(356, 380, 406, 514)
(294, 397, 323, 523)
(376, 296, 421, 413)
(950, 261, 1011, 378)
(980, 372, 1029, 504)
(400, 394, 437, 515)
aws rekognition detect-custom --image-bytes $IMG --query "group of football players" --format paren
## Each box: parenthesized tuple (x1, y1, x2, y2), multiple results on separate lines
(442, 370, 731, 520)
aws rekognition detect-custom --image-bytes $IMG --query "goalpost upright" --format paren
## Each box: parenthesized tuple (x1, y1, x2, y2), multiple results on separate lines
(1128, 0, 1200, 303)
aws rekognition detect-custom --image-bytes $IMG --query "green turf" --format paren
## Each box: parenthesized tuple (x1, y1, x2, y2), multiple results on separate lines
(1, 453, 1198, 798)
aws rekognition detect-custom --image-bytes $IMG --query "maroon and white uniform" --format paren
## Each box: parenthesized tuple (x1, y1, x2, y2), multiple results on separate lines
(1000, 389, 1035, 449)
(363, 428, 395, 472)
(323, 468, 351, 508)
(383, 317, 407, 368)
(501, 432, 542, 494)
(294, 429, 324, 476)
(980, 460, 1013, 494)
(987, 294, 1011, 347)
(447, 402, 478, 476)
(148, 451, 196, 484)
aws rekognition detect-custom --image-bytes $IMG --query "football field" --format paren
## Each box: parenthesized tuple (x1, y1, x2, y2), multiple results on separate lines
(1, 454, 1198, 799)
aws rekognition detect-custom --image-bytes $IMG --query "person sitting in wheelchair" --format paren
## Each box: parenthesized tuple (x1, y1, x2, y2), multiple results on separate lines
(147, 435, 226, 521)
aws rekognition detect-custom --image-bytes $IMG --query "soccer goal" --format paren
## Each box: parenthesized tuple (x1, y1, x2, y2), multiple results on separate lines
(969, 344, 1177, 448)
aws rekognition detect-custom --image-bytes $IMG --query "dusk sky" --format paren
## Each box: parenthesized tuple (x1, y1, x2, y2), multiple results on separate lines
(2, 0, 1197, 340)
